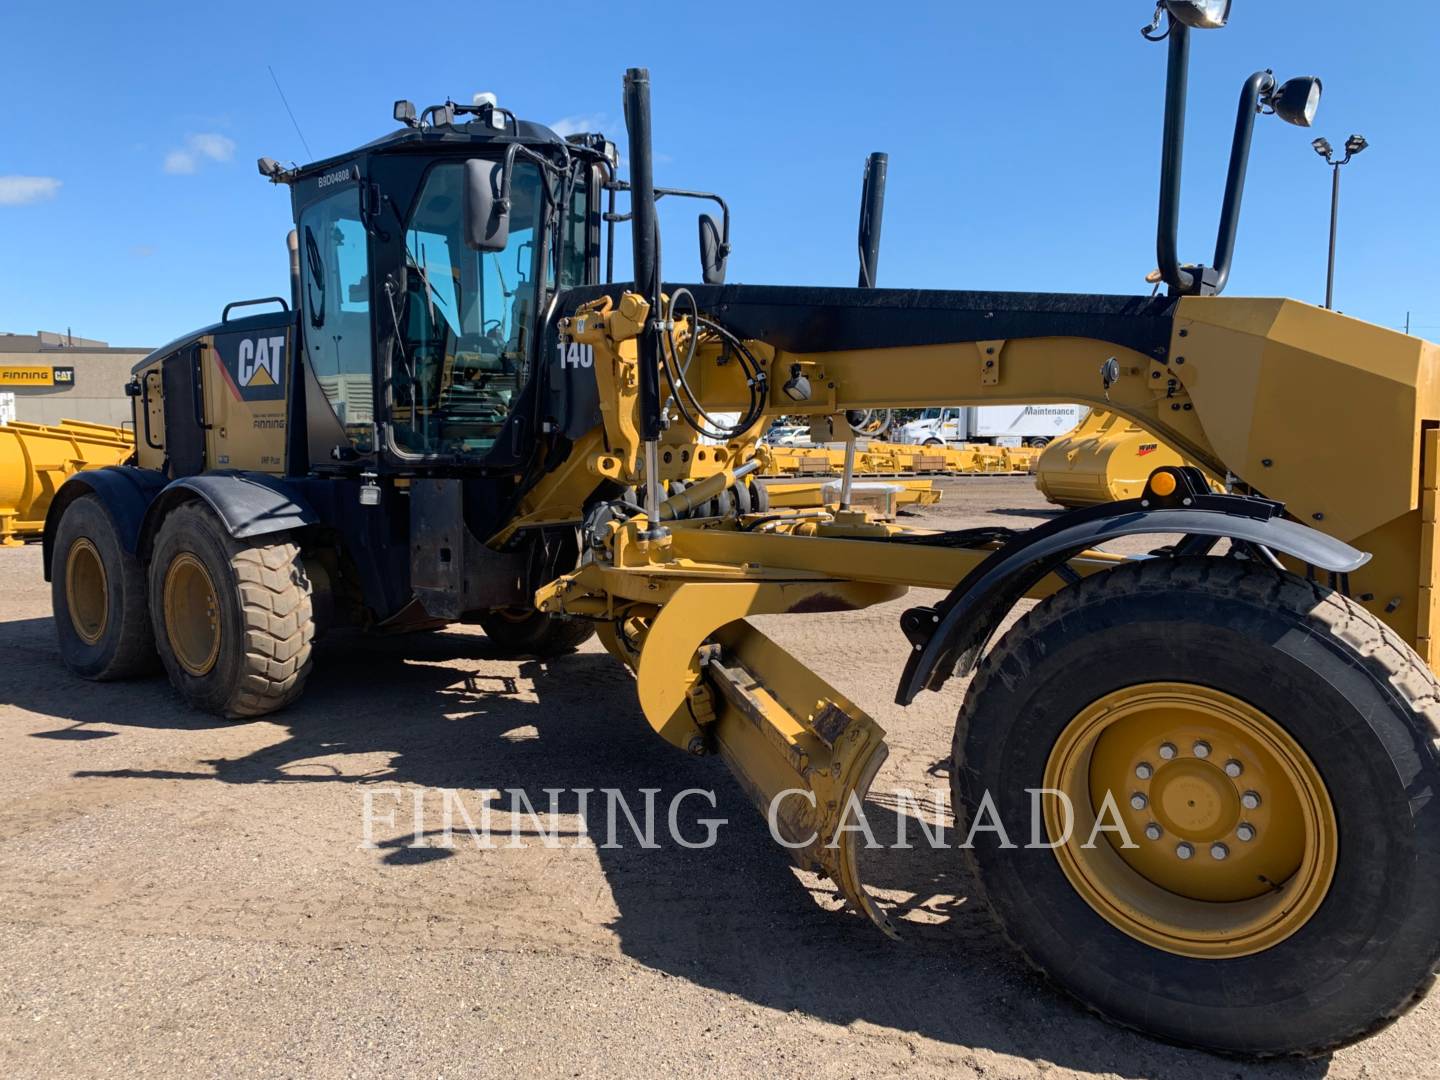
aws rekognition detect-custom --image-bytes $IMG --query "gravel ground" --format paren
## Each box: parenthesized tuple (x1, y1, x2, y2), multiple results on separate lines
(1, 477, 1434, 1078)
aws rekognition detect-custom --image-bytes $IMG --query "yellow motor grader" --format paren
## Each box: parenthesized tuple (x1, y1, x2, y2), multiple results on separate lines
(41, 2, 1440, 1057)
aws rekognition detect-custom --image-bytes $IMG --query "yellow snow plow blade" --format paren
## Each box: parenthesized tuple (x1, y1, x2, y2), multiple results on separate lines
(631, 579, 900, 935)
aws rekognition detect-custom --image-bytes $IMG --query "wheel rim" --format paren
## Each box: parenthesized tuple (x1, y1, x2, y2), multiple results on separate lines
(65, 538, 108, 645)
(163, 552, 222, 676)
(1043, 682, 1338, 958)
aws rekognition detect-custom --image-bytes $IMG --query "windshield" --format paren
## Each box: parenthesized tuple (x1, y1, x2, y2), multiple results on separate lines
(919, 408, 942, 420)
(391, 160, 545, 457)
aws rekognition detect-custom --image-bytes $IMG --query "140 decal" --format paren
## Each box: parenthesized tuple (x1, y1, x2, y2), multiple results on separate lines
(558, 342, 594, 369)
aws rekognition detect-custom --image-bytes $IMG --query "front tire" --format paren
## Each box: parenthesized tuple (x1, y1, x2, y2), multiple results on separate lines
(954, 558, 1440, 1057)
(51, 493, 158, 679)
(148, 502, 314, 718)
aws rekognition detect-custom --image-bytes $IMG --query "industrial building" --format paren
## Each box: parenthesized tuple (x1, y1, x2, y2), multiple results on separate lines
(0, 330, 150, 427)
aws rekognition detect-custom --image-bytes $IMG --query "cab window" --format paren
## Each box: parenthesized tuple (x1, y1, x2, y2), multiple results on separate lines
(557, 175, 588, 290)
(298, 184, 374, 451)
(392, 160, 543, 456)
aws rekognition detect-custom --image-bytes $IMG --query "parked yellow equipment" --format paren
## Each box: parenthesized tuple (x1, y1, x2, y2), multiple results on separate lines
(1034, 410, 1205, 507)
(759, 441, 1038, 478)
(762, 477, 943, 512)
(0, 420, 133, 545)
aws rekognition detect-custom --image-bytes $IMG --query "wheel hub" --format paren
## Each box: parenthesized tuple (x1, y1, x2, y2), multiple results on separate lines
(1044, 682, 1337, 957)
(1153, 759, 1237, 837)
(163, 552, 221, 677)
(65, 537, 109, 646)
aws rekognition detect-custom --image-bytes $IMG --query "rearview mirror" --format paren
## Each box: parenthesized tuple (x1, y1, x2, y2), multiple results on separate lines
(698, 213, 727, 285)
(463, 159, 510, 252)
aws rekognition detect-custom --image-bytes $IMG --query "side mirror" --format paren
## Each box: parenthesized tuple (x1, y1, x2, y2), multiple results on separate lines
(463, 159, 510, 252)
(698, 213, 727, 285)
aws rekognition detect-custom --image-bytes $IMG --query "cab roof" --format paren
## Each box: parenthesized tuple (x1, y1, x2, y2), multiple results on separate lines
(287, 116, 589, 182)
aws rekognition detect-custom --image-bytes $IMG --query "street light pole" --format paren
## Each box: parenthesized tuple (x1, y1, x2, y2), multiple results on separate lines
(1326, 161, 1341, 310)
(1312, 134, 1368, 310)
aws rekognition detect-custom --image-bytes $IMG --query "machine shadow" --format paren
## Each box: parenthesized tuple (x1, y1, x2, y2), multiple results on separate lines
(55, 626, 1326, 1077)
(0, 616, 235, 734)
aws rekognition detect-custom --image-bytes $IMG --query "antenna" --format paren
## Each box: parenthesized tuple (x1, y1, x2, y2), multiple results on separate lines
(267, 65, 314, 161)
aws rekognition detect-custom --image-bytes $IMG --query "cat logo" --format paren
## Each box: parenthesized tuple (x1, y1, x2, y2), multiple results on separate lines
(558, 341, 594, 370)
(239, 336, 286, 388)
(1137, 443, 1159, 456)
(215, 328, 286, 403)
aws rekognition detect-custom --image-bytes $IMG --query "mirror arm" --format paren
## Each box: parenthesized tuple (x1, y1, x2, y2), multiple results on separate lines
(603, 181, 731, 257)
(1210, 70, 1276, 295)
(1156, 17, 1194, 294)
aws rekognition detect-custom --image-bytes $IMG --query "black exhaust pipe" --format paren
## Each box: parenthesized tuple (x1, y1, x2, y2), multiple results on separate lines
(857, 152, 888, 288)
(622, 67, 663, 443)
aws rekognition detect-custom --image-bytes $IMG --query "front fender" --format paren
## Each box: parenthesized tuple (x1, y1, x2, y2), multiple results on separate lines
(894, 483, 1369, 706)
(137, 471, 318, 561)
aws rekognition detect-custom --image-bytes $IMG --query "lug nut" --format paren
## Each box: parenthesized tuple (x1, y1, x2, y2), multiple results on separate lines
(1210, 843, 1229, 860)
(1130, 793, 1148, 811)
(1176, 842, 1194, 860)
(1236, 823, 1256, 842)
(1145, 823, 1163, 841)
(1241, 791, 1262, 810)
(1224, 759, 1243, 777)
(1159, 742, 1177, 760)
(1192, 740, 1211, 759)
(1135, 762, 1154, 780)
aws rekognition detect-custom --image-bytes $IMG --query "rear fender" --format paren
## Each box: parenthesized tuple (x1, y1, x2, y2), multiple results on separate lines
(42, 466, 167, 581)
(137, 470, 318, 561)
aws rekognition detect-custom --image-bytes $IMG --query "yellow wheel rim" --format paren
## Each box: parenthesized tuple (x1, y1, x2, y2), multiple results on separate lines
(1043, 682, 1337, 959)
(65, 537, 109, 646)
(163, 552, 222, 677)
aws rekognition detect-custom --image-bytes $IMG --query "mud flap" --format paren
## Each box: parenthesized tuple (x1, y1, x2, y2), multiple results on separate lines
(704, 621, 896, 937)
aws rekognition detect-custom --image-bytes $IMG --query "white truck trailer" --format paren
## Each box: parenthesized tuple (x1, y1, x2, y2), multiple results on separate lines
(894, 404, 1086, 447)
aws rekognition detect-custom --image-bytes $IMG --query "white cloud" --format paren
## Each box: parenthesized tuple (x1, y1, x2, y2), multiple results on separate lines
(163, 133, 237, 175)
(0, 176, 61, 206)
(549, 113, 608, 137)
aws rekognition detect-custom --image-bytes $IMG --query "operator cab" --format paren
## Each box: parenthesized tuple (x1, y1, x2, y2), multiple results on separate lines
(272, 98, 606, 471)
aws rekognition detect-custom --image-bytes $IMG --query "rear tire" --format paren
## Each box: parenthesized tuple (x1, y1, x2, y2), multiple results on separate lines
(51, 494, 158, 679)
(478, 607, 595, 658)
(954, 557, 1440, 1057)
(148, 502, 314, 718)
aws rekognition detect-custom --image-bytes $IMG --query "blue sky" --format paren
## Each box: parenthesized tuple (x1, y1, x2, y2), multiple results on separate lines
(2, 1, 1437, 347)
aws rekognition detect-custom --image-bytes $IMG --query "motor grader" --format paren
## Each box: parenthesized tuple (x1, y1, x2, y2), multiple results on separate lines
(40, 1, 1440, 1058)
